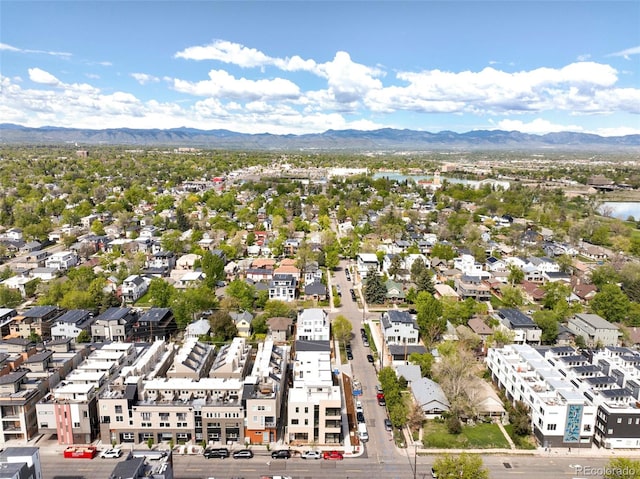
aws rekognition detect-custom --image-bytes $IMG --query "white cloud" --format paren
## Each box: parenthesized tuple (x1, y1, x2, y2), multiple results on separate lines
(577, 53, 591, 62)
(495, 118, 584, 134)
(608, 45, 640, 60)
(85, 73, 100, 80)
(131, 73, 160, 85)
(175, 40, 272, 67)
(316, 51, 383, 104)
(171, 69, 300, 101)
(28, 68, 61, 86)
(1, 42, 71, 57)
(594, 126, 640, 137)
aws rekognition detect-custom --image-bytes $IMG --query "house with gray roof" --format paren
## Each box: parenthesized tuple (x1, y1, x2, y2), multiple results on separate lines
(51, 309, 95, 340)
(381, 310, 419, 346)
(410, 377, 450, 416)
(568, 313, 621, 347)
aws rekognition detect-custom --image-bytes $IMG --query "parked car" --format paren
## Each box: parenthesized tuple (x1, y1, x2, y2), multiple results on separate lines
(357, 411, 365, 423)
(346, 350, 353, 360)
(375, 384, 383, 394)
(431, 467, 439, 478)
(323, 450, 344, 460)
(367, 354, 374, 363)
(271, 449, 291, 459)
(336, 285, 342, 296)
(384, 419, 393, 431)
(355, 400, 363, 413)
(232, 449, 254, 459)
(203, 447, 229, 459)
(363, 339, 369, 347)
(350, 289, 357, 301)
(360, 328, 366, 336)
(300, 450, 321, 460)
(100, 448, 122, 459)
(378, 396, 386, 406)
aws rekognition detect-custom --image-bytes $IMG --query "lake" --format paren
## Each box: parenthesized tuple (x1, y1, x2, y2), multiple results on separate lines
(372, 172, 475, 186)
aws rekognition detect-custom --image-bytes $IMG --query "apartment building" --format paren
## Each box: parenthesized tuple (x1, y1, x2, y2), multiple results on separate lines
(296, 309, 330, 341)
(8, 306, 63, 341)
(244, 339, 289, 444)
(487, 344, 596, 448)
(567, 313, 621, 348)
(50, 309, 94, 340)
(36, 342, 137, 444)
(287, 340, 341, 445)
(130, 308, 177, 342)
(91, 307, 138, 342)
(166, 339, 216, 380)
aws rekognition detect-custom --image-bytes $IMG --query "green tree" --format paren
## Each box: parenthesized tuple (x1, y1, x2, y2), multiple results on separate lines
(388, 254, 403, 280)
(431, 243, 455, 261)
(432, 453, 489, 479)
(262, 300, 295, 319)
(60, 290, 94, 310)
(501, 285, 524, 307)
(415, 291, 445, 344)
(201, 251, 225, 288)
(148, 278, 175, 308)
(90, 219, 106, 236)
(208, 310, 238, 342)
(363, 270, 386, 304)
(76, 330, 92, 343)
(591, 284, 630, 323)
(251, 316, 268, 335)
(542, 282, 571, 310)
(408, 352, 434, 378)
(0, 285, 23, 308)
(533, 310, 559, 344)
(590, 264, 620, 289)
(603, 457, 640, 479)
(332, 315, 353, 346)
(226, 279, 256, 312)
(507, 265, 524, 285)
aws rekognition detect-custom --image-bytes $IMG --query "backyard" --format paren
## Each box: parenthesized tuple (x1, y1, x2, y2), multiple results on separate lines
(422, 420, 511, 449)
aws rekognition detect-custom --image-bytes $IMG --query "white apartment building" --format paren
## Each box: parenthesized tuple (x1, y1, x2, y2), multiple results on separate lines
(287, 341, 342, 445)
(296, 308, 330, 341)
(487, 344, 596, 448)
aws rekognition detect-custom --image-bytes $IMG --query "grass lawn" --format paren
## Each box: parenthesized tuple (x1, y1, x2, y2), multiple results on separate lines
(422, 421, 510, 449)
(503, 424, 537, 449)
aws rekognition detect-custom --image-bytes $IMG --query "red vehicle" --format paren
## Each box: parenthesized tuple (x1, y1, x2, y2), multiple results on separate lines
(376, 392, 385, 400)
(63, 446, 97, 459)
(323, 450, 344, 460)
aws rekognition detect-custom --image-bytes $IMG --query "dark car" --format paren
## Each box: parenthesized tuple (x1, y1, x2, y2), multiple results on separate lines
(203, 447, 229, 459)
(378, 396, 386, 407)
(346, 350, 353, 360)
(232, 449, 254, 459)
(271, 449, 291, 459)
(356, 412, 365, 423)
(360, 328, 366, 336)
(350, 289, 357, 301)
(367, 354, 374, 363)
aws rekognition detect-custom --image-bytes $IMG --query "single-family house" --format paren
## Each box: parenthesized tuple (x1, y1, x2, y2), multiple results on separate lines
(494, 308, 541, 345)
(357, 253, 379, 279)
(131, 307, 177, 341)
(455, 275, 491, 301)
(230, 311, 254, 337)
(269, 274, 297, 302)
(267, 316, 293, 342)
(120, 275, 149, 303)
(50, 309, 95, 340)
(381, 310, 419, 346)
(304, 281, 327, 301)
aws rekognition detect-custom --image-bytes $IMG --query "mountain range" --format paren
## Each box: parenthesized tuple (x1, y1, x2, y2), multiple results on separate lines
(1, 123, 639, 151)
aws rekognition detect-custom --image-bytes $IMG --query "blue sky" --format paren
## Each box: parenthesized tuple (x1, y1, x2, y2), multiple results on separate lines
(1, 1, 639, 135)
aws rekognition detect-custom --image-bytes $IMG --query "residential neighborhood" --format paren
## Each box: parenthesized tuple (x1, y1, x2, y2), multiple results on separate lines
(0, 148, 639, 479)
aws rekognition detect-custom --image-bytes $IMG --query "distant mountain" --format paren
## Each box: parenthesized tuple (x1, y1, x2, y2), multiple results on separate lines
(1, 124, 638, 151)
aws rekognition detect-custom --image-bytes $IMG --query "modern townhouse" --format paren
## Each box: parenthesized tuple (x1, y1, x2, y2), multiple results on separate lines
(44, 251, 78, 271)
(244, 339, 289, 444)
(130, 308, 177, 342)
(0, 447, 43, 479)
(91, 307, 138, 342)
(209, 338, 252, 379)
(455, 275, 491, 301)
(287, 340, 341, 445)
(120, 275, 150, 303)
(268, 274, 297, 302)
(8, 306, 63, 341)
(494, 308, 542, 345)
(50, 309, 95, 341)
(487, 344, 597, 448)
(356, 253, 379, 279)
(296, 309, 330, 341)
(567, 313, 621, 348)
(166, 339, 216, 380)
(37, 342, 142, 445)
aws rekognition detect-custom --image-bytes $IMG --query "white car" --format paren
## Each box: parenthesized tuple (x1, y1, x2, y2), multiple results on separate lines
(100, 448, 122, 459)
(300, 450, 321, 460)
(355, 400, 363, 413)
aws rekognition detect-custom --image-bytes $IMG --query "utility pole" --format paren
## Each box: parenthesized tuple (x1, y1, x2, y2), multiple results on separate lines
(413, 443, 418, 479)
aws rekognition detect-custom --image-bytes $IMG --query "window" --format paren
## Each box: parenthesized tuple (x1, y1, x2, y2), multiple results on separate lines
(159, 413, 170, 421)
(83, 411, 88, 418)
(41, 422, 48, 428)
(546, 424, 557, 431)
(617, 418, 622, 424)
(116, 416, 124, 422)
(73, 422, 80, 428)
(304, 407, 309, 413)
(115, 405, 123, 414)
(291, 419, 298, 425)
(295, 407, 299, 413)
(177, 413, 187, 421)
(142, 412, 151, 421)
(141, 422, 152, 428)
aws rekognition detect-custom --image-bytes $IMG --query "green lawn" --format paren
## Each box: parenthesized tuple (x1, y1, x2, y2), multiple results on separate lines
(503, 424, 537, 449)
(422, 421, 510, 449)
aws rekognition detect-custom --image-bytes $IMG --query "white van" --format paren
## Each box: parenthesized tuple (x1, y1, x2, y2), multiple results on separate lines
(358, 422, 369, 442)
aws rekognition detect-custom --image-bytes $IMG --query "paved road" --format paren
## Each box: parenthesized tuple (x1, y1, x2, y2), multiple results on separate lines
(39, 448, 614, 479)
